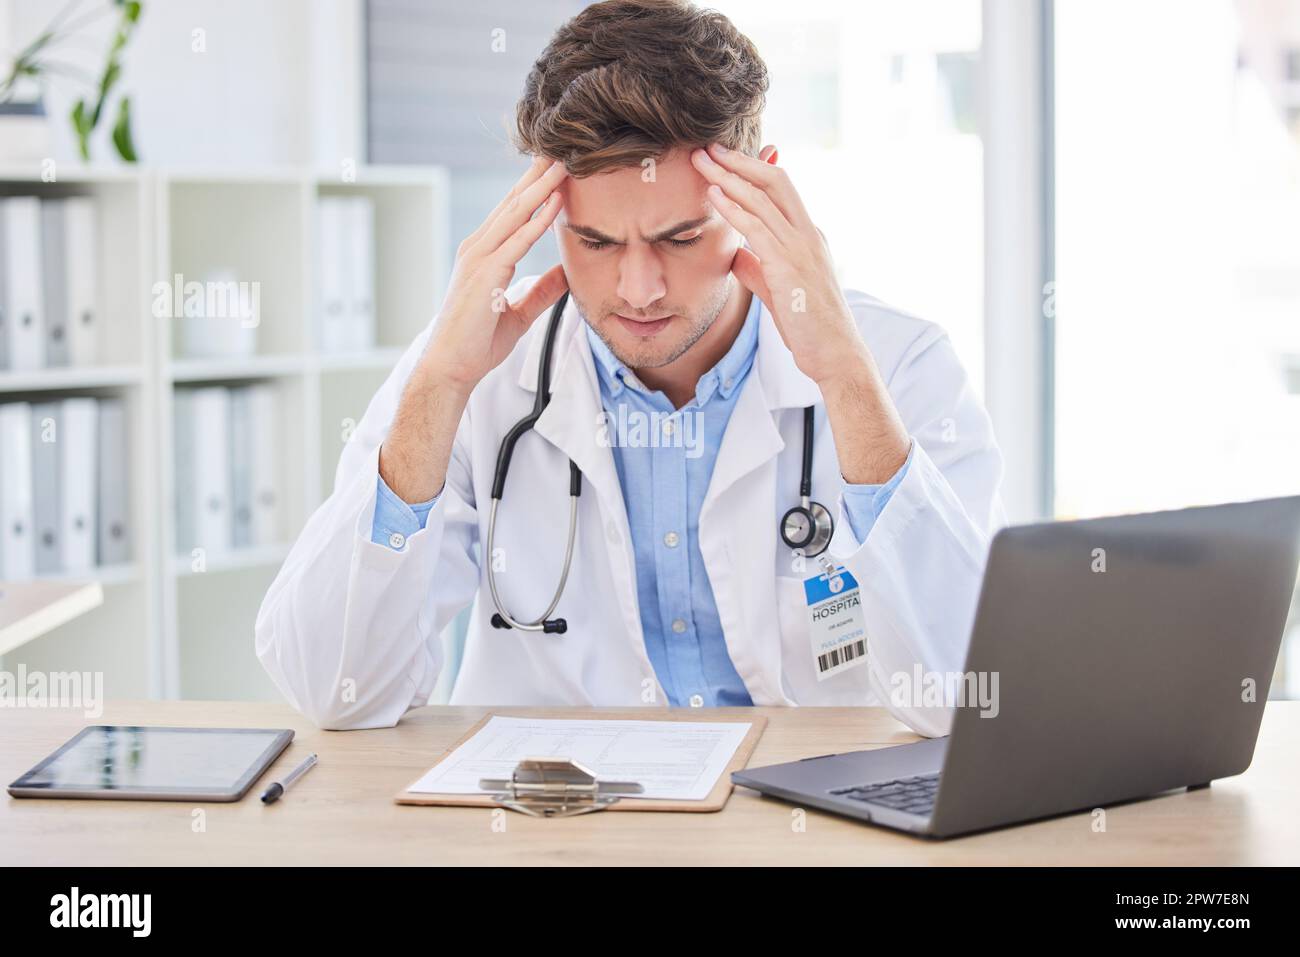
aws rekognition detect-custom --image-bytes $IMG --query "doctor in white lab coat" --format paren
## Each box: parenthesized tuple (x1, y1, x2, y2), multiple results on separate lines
(256, 145, 1004, 737)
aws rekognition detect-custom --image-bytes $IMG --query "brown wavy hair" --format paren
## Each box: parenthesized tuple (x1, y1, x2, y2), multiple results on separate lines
(512, 0, 769, 176)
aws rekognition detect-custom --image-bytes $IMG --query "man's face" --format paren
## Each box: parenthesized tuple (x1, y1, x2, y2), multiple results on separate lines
(553, 147, 743, 370)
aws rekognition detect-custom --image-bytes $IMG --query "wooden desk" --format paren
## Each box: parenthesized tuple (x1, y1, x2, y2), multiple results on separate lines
(3, 700, 1297, 865)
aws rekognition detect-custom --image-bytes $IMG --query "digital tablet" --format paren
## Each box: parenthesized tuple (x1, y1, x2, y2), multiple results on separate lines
(7, 725, 294, 802)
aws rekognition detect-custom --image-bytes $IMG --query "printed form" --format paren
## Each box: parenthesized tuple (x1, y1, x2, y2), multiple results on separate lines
(407, 716, 752, 801)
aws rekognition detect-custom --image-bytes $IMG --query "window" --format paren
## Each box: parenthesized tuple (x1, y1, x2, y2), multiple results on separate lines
(1054, 0, 1300, 696)
(712, 0, 986, 396)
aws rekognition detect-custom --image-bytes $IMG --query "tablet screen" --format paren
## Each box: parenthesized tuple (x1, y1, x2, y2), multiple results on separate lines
(11, 726, 293, 798)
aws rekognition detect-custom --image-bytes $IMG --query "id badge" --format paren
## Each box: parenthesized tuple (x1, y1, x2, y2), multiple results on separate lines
(804, 560, 867, 680)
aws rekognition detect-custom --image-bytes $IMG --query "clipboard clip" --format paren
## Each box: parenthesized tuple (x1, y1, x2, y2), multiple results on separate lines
(479, 757, 644, 818)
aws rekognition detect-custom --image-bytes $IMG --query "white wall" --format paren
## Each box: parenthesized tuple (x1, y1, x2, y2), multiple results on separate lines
(3, 0, 363, 167)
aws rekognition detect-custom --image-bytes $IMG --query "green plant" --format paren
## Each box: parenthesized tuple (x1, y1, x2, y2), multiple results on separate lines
(0, 0, 143, 162)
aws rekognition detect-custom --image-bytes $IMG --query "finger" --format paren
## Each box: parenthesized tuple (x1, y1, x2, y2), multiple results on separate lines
(705, 184, 784, 264)
(476, 161, 569, 256)
(461, 156, 550, 252)
(705, 142, 816, 234)
(730, 245, 771, 310)
(493, 189, 563, 265)
(510, 262, 569, 326)
(691, 148, 798, 247)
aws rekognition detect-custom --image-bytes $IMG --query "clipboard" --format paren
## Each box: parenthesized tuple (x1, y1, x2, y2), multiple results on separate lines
(394, 710, 768, 812)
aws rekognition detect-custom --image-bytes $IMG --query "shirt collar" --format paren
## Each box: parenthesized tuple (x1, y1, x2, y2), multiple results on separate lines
(584, 291, 762, 407)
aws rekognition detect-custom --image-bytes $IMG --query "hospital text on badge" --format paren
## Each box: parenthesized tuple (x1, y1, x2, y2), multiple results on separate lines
(803, 568, 868, 680)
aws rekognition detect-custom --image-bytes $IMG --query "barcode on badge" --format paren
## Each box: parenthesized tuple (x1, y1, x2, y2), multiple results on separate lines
(817, 639, 866, 674)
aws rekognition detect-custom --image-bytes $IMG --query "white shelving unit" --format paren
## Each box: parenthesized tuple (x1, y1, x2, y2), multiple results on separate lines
(0, 164, 450, 701)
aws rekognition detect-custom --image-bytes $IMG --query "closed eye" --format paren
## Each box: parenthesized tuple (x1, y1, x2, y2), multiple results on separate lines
(578, 235, 703, 251)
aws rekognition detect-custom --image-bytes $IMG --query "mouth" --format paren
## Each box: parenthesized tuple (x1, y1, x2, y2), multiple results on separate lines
(613, 313, 676, 338)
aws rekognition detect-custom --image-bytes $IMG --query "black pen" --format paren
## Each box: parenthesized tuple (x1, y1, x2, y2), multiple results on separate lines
(261, 753, 318, 804)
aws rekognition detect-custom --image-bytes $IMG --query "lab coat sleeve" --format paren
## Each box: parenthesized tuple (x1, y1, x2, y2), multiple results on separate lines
(832, 329, 1006, 738)
(254, 322, 481, 731)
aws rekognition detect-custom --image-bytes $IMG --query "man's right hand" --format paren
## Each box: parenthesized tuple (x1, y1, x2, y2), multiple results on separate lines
(378, 157, 569, 505)
(423, 156, 570, 393)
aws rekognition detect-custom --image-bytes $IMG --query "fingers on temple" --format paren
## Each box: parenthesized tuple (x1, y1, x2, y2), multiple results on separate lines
(478, 162, 569, 257)
(494, 189, 564, 268)
(707, 184, 783, 263)
(704, 145, 815, 235)
(461, 156, 552, 252)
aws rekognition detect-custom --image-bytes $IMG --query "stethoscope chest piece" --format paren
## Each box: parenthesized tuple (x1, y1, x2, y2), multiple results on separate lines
(779, 405, 834, 558)
(781, 500, 834, 557)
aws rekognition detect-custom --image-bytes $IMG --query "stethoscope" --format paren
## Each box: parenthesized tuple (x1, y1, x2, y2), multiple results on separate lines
(487, 290, 834, 635)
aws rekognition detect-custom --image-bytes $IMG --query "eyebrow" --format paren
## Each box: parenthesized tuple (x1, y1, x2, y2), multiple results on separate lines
(564, 215, 713, 245)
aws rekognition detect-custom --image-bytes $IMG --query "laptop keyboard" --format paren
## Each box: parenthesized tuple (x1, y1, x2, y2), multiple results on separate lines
(830, 772, 940, 816)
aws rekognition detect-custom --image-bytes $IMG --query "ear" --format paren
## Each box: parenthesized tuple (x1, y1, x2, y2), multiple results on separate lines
(759, 144, 779, 165)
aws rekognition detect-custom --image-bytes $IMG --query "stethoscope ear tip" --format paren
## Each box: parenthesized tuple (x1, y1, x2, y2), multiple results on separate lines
(491, 611, 567, 634)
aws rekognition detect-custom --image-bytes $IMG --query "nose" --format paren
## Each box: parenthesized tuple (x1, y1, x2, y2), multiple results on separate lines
(616, 243, 667, 312)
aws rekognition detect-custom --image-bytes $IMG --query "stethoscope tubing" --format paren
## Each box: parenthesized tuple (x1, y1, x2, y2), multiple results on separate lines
(488, 290, 833, 635)
(486, 495, 578, 631)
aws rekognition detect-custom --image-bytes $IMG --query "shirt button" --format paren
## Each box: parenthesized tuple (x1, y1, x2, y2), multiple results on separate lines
(606, 521, 621, 544)
(663, 531, 680, 548)
(723, 377, 734, 391)
(662, 419, 676, 436)
(671, 619, 687, 634)
(388, 532, 406, 550)
(689, 694, 704, 708)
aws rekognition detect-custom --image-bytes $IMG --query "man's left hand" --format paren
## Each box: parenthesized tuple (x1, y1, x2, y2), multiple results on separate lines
(691, 143, 911, 484)
(691, 143, 866, 389)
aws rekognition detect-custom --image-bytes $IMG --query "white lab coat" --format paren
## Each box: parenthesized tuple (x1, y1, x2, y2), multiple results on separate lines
(256, 277, 1005, 736)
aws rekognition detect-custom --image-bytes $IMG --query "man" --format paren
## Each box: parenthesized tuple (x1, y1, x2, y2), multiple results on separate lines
(256, 0, 1004, 736)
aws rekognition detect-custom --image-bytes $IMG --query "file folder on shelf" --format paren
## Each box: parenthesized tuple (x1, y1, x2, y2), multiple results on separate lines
(317, 198, 348, 354)
(97, 397, 131, 566)
(59, 397, 98, 574)
(63, 197, 99, 367)
(0, 201, 8, 370)
(345, 196, 376, 352)
(173, 390, 195, 556)
(30, 401, 61, 575)
(2, 197, 45, 372)
(229, 387, 254, 549)
(40, 200, 69, 367)
(190, 387, 232, 555)
(247, 383, 278, 546)
(0, 402, 36, 578)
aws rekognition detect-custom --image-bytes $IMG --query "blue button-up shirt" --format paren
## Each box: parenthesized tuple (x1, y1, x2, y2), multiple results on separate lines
(371, 294, 911, 707)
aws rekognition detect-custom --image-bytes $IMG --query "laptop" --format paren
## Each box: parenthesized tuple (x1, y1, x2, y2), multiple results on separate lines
(733, 496, 1300, 838)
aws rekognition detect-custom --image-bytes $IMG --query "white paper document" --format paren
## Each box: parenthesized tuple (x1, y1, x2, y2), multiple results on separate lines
(408, 716, 752, 802)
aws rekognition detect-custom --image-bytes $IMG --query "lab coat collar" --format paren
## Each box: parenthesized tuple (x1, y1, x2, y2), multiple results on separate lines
(518, 292, 577, 394)
(525, 296, 616, 496)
